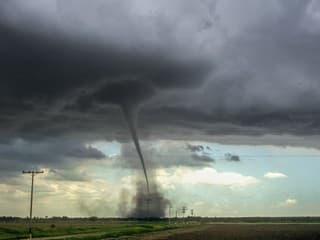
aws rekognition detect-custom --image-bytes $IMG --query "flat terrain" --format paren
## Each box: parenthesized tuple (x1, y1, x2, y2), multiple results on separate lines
(164, 223, 320, 240)
(1, 219, 320, 240)
(0, 220, 184, 240)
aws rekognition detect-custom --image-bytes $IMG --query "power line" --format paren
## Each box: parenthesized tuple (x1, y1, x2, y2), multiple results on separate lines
(119, 154, 320, 158)
(227, 155, 320, 158)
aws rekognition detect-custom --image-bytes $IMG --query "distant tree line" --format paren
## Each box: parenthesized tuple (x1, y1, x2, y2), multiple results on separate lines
(1, 216, 320, 223)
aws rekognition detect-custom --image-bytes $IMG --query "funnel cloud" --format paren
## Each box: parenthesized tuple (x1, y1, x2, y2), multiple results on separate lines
(122, 106, 150, 193)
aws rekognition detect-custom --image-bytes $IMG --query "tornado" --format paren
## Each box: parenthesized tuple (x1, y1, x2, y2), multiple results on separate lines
(122, 105, 150, 193)
(91, 79, 153, 193)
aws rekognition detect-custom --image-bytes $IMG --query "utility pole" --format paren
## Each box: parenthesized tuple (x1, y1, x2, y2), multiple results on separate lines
(168, 205, 172, 224)
(23, 170, 44, 240)
(182, 206, 187, 218)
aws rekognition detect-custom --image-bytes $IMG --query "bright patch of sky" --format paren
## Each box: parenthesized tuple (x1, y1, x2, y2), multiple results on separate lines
(2, 140, 320, 217)
(91, 141, 121, 157)
(85, 140, 320, 217)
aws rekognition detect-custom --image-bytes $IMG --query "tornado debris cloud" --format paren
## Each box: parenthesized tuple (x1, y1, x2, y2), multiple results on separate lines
(117, 179, 170, 218)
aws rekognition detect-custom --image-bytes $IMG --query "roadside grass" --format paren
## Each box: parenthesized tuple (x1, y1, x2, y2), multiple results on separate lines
(64, 224, 180, 240)
(0, 220, 185, 240)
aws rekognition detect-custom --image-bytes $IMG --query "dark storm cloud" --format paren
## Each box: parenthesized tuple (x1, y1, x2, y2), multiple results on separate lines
(185, 143, 215, 163)
(1, 0, 320, 174)
(0, 0, 212, 106)
(191, 154, 215, 163)
(0, 138, 106, 179)
(140, 107, 320, 137)
(0, 0, 213, 142)
(0, 19, 208, 108)
(117, 141, 215, 169)
(224, 153, 240, 162)
(186, 143, 204, 152)
(66, 145, 106, 159)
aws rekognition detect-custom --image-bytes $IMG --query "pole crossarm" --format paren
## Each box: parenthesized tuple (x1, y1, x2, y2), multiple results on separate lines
(23, 170, 44, 174)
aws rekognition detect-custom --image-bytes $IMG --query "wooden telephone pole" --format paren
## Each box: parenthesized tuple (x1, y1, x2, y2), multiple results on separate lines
(23, 170, 44, 240)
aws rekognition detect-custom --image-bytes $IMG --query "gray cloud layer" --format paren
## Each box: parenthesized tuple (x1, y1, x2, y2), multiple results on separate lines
(1, 0, 320, 174)
(1, 0, 320, 139)
(0, 138, 105, 179)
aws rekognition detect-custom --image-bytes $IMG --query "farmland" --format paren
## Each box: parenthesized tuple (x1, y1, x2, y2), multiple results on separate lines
(1, 218, 320, 240)
(0, 219, 184, 240)
(166, 223, 320, 240)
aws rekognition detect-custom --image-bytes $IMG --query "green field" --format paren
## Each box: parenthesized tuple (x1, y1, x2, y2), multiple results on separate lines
(1, 218, 320, 240)
(0, 219, 182, 240)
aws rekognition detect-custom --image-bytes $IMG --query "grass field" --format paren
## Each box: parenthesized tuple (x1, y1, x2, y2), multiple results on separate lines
(1, 219, 320, 240)
(0, 219, 183, 240)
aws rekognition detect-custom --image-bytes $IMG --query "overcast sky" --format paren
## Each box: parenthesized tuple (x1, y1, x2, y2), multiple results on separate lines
(1, 0, 320, 217)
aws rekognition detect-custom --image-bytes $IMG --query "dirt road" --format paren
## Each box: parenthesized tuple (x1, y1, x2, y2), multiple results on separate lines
(106, 225, 210, 240)
(32, 225, 204, 240)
